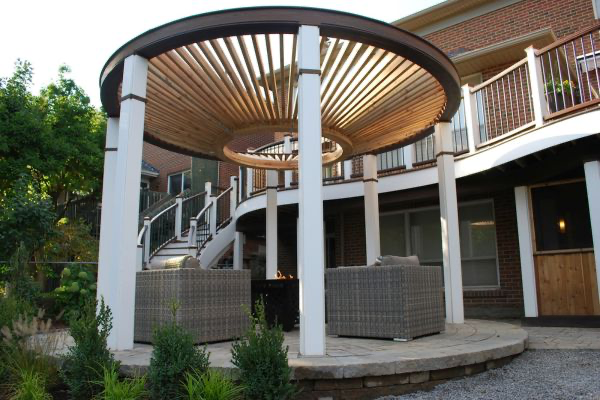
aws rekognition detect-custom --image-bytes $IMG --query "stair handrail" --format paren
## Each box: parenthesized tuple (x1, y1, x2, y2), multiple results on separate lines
(188, 201, 214, 254)
(215, 186, 233, 232)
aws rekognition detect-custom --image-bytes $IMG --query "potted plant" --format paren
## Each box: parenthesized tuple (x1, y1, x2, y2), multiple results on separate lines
(545, 79, 578, 112)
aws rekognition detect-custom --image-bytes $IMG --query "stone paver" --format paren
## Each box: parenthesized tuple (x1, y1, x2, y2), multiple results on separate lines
(522, 326, 600, 349)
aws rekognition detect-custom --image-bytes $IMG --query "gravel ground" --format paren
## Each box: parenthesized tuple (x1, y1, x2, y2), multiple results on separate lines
(378, 350, 600, 400)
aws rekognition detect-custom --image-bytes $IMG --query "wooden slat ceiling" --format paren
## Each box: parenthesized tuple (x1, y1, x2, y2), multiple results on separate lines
(143, 33, 447, 169)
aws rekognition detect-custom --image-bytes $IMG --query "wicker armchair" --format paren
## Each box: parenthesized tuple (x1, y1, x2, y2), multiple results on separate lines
(326, 265, 444, 340)
(135, 268, 250, 344)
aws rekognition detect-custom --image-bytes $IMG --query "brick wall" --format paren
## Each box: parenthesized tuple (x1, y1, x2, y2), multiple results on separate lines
(423, 0, 596, 56)
(142, 142, 191, 192)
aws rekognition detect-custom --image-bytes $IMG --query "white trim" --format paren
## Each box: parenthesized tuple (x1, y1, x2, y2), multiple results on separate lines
(583, 161, 600, 308)
(514, 186, 538, 317)
(167, 169, 191, 194)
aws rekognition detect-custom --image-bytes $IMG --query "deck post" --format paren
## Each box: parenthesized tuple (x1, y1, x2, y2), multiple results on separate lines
(246, 168, 253, 196)
(514, 186, 538, 317)
(108, 54, 148, 350)
(363, 154, 381, 264)
(97, 117, 120, 324)
(463, 85, 480, 153)
(230, 176, 238, 216)
(403, 145, 414, 169)
(233, 232, 244, 270)
(525, 46, 548, 127)
(584, 160, 600, 307)
(266, 170, 278, 279)
(284, 135, 293, 188)
(175, 195, 183, 239)
(435, 122, 465, 324)
(297, 24, 326, 357)
(343, 159, 352, 180)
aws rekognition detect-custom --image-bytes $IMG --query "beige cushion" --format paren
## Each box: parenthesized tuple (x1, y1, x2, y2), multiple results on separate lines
(163, 255, 200, 269)
(374, 255, 420, 266)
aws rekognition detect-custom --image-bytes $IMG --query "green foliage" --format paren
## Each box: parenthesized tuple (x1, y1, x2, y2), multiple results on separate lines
(37, 218, 99, 262)
(53, 263, 96, 317)
(0, 295, 35, 332)
(148, 304, 210, 400)
(182, 369, 243, 400)
(6, 369, 52, 400)
(545, 78, 574, 95)
(231, 299, 297, 400)
(97, 363, 148, 400)
(61, 298, 116, 399)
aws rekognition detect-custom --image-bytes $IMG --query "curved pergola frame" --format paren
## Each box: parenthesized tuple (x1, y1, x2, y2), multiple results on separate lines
(100, 7, 460, 169)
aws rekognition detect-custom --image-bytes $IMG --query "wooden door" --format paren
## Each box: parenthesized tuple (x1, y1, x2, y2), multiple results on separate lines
(534, 251, 600, 316)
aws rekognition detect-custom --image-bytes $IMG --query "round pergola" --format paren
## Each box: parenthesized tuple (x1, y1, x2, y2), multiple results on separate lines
(100, 7, 460, 169)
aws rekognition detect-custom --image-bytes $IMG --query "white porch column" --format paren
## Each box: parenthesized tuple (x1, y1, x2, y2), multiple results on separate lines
(284, 135, 293, 188)
(363, 154, 381, 264)
(584, 160, 600, 307)
(343, 159, 352, 180)
(233, 232, 244, 270)
(266, 170, 278, 279)
(403, 145, 414, 169)
(97, 117, 119, 316)
(434, 122, 464, 324)
(462, 85, 480, 153)
(526, 46, 548, 127)
(110, 55, 148, 350)
(514, 186, 538, 317)
(246, 168, 253, 195)
(297, 25, 326, 357)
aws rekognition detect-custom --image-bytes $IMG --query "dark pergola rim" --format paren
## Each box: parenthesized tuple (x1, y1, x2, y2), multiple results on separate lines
(100, 6, 460, 159)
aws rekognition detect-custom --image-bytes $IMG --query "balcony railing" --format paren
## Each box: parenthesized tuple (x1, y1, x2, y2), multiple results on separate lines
(235, 23, 599, 200)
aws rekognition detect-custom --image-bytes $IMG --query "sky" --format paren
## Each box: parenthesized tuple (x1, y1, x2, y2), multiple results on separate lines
(1, 0, 443, 107)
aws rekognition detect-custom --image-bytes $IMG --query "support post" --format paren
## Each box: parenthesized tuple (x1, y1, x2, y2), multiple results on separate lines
(526, 46, 548, 127)
(188, 218, 198, 256)
(297, 25, 326, 356)
(247, 168, 253, 195)
(97, 117, 119, 321)
(403, 145, 414, 169)
(343, 159, 352, 180)
(230, 176, 238, 217)
(238, 167, 244, 203)
(233, 232, 244, 270)
(514, 186, 538, 317)
(109, 55, 148, 350)
(462, 85, 480, 153)
(363, 154, 381, 264)
(284, 135, 293, 188)
(266, 170, 278, 279)
(584, 160, 600, 307)
(434, 122, 464, 324)
(143, 217, 150, 269)
(175, 195, 183, 239)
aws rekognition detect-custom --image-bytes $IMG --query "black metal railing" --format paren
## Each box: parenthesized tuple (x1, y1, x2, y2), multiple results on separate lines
(194, 204, 212, 252)
(181, 191, 205, 234)
(149, 203, 177, 257)
(215, 187, 233, 231)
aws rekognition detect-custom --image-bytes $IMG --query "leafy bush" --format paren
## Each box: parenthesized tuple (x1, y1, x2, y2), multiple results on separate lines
(53, 263, 96, 317)
(60, 298, 116, 399)
(97, 363, 148, 400)
(0, 295, 35, 332)
(231, 299, 297, 400)
(6, 369, 52, 400)
(182, 369, 243, 400)
(148, 302, 210, 400)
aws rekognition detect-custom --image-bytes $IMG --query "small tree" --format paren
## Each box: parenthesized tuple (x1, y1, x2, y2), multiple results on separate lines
(231, 299, 297, 400)
(60, 297, 116, 399)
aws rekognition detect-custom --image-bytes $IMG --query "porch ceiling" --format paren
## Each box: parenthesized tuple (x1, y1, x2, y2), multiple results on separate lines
(100, 7, 460, 169)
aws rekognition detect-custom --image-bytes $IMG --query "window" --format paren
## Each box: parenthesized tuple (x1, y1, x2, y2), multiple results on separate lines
(168, 170, 191, 194)
(531, 181, 593, 252)
(379, 200, 499, 288)
(577, 51, 600, 73)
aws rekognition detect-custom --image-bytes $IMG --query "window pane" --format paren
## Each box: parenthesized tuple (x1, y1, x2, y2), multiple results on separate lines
(462, 259, 498, 287)
(183, 171, 191, 191)
(168, 173, 182, 194)
(459, 202, 497, 258)
(380, 213, 406, 256)
(409, 209, 442, 262)
(531, 182, 593, 251)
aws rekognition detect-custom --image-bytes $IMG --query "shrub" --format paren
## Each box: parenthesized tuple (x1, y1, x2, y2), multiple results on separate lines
(1, 309, 61, 393)
(53, 263, 96, 318)
(0, 295, 35, 332)
(231, 299, 297, 400)
(60, 298, 116, 399)
(6, 369, 52, 400)
(148, 302, 210, 400)
(182, 369, 243, 400)
(97, 363, 148, 400)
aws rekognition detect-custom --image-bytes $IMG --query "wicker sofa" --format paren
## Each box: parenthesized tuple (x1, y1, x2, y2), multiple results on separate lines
(326, 265, 445, 340)
(135, 268, 250, 344)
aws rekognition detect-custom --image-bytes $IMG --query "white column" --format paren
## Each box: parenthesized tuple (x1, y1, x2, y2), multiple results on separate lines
(363, 154, 381, 264)
(233, 232, 244, 270)
(266, 170, 278, 279)
(229, 176, 238, 216)
(238, 167, 244, 203)
(297, 25, 326, 357)
(434, 122, 464, 324)
(175, 195, 183, 239)
(514, 186, 538, 317)
(246, 168, 253, 195)
(403, 145, 414, 169)
(284, 135, 293, 188)
(343, 159, 352, 180)
(584, 160, 600, 307)
(97, 117, 119, 316)
(526, 46, 548, 127)
(110, 55, 148, 350)
(463, 85, 480, 153)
